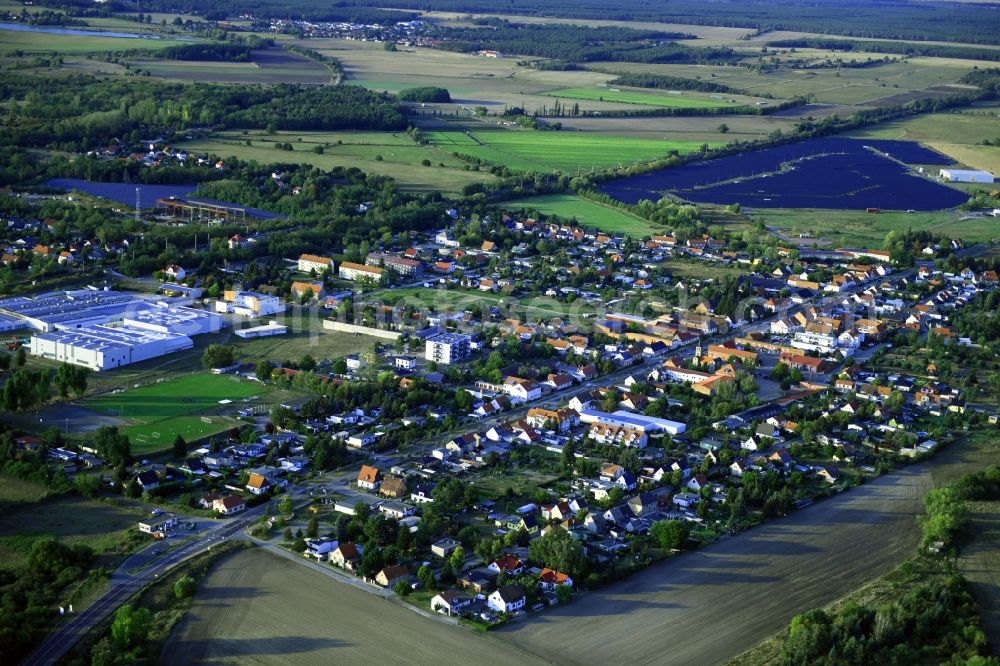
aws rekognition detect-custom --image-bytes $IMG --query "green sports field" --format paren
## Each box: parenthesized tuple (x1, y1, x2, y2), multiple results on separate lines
(81, 374, 271, 453)
(425, 129, 718, 173)
(545, 87, 732, 109)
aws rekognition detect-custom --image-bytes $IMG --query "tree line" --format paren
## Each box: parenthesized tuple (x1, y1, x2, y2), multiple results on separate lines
(0, 74, 407, 153)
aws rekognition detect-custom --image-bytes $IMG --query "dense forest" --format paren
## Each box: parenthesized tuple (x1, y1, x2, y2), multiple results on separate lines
(159, 42, 256, 62)
(398, 87, 452, 103)
(768, 38, 1000, 63)
(607, 73, 745, 95)
(0, 75, 406, 152)
(428, 21, 740, 64)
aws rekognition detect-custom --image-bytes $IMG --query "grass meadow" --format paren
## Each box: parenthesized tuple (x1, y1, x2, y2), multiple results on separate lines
(180, 130, 494, 193)
(425, 128, 718, 173)
(544, 86, 734, 108)
(496, 193, 660, 236)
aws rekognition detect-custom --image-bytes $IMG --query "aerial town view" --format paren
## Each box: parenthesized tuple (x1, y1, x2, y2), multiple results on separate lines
(1, 0, 1000, 664)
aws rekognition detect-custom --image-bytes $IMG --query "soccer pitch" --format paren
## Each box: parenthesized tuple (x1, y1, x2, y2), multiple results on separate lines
(81, 374, 268, 453)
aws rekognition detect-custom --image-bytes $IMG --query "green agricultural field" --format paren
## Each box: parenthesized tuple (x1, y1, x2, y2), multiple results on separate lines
(545, 87, 733, 108)
(425, 128, 718, 173)
(180, 130, 494, 193)
(0, 28, 188, 54)
(80, 373, 285, 453)
(497, 193, 660, 236)
(756, 208, 999, 248)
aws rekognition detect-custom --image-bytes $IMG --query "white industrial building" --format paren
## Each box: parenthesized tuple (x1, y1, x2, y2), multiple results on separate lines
(235, 321, 288, 339)
(939, 169, 994, 184)
(0, 290, 140, 332)
(578, 408, 686, 436)
(123, 305, 222, 336)
(30, 325, 193, 371)
(425, 332, 472, 364)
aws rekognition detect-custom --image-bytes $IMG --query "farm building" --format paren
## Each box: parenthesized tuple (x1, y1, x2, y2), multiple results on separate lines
(30, 325, 193, 371)
(939, 169, 994, 184)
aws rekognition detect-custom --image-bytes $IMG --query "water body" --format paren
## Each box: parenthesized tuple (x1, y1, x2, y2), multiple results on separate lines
(0, 22, 164, 39)
(601, 137, 967, 211)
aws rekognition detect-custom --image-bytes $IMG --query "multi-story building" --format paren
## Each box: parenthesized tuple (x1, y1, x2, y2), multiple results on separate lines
(366, 253, 424, 277)
(425, 332, 471, 364)
(298, 253, 334, 274)
(339, 262, 384, 282)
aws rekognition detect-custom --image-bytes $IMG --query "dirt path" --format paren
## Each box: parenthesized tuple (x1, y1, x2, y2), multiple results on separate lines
(165, 549, 549, 666)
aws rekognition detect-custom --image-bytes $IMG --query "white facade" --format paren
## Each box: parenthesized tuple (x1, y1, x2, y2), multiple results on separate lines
(939, 169, 994, 184)
(425, 333, 471, 364)
(218, 291, 285, 318)
(30, 325, 193, 371)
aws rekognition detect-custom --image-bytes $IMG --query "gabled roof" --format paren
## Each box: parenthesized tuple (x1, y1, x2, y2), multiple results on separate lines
(357, 465, 381, 484)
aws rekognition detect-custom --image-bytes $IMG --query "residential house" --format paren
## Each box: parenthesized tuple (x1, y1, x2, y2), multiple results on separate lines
(374, 564, 412, 588)
(379, 475, 408, 499)
(212, 495, 246, 515)
(537, 568, 574, 590)
(330, 542, 362, 570)
(431, 589, 473, 616)
(487, 584, 527, 614)
(246, 472, 269, 495)
(357, 465, 382, 491)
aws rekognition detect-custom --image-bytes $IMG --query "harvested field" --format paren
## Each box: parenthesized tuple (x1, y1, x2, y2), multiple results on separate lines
(497, 438, 996, 665)
(166, 548, 548, 666)
(132, 47, 333, 85)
